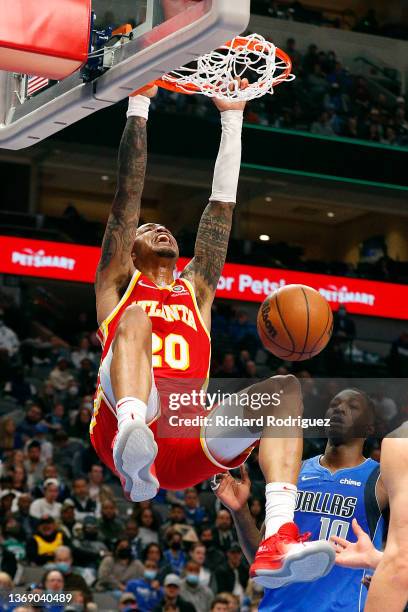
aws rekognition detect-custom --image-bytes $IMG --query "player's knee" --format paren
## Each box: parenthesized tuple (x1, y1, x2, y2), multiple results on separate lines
(116, 304, 152, 342)
(272, 374, 302, 396)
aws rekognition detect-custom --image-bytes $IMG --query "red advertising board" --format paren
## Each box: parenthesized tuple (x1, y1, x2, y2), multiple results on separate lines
(1, 236, 407, 320)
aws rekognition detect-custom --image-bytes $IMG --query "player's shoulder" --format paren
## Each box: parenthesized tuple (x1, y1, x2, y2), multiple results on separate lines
(386, 421, 408, 439)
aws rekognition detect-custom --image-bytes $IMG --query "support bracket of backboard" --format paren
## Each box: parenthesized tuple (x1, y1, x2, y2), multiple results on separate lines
(0, 0, 250, 150)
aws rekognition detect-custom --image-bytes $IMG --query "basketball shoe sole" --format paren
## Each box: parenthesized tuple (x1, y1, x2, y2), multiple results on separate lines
(252, 540, 336, 589)
(113, 420, 159, 502)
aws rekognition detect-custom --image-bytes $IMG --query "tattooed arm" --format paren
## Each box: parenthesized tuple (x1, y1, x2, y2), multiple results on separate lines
(181, 200, 234, 310)
(181, 93, 246, 326)
(95, 89, 156, 325)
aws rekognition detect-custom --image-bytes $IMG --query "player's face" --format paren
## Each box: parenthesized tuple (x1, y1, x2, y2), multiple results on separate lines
(132, 223, 179, 262)
(325, 389, 373, 441)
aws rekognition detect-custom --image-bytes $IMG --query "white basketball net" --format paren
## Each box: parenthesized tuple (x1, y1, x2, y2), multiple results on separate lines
(161, 34, 295, 101)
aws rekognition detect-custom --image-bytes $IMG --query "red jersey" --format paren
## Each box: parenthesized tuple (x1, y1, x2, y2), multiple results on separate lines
(96, 269, 211, 386)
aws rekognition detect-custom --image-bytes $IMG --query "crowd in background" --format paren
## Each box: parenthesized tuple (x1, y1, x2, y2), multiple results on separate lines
(251, 2, 408, 41)
(0, 281, 407, 610)
(151, 38, 408, 148)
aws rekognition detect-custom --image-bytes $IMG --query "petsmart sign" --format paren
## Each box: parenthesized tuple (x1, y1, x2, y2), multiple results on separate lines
(0, 237, 407, 320)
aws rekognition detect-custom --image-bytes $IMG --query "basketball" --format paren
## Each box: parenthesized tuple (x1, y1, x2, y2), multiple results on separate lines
(257, 284, 333, 361)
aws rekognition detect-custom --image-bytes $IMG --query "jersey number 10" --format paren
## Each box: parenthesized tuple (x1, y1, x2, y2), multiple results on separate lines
(319, 517, 350, 540)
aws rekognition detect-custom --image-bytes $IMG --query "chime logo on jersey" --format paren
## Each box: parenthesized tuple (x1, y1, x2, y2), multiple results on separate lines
(296, 490, 358, 518)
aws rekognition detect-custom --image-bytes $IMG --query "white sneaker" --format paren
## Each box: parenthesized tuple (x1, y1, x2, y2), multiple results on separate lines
(113, 419, 159, 502)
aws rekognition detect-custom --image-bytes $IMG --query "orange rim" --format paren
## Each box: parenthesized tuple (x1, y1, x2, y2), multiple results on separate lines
(154, 39, 293, 95)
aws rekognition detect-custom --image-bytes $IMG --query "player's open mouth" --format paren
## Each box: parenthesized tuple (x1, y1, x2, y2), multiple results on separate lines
(156, 234, 171, 244)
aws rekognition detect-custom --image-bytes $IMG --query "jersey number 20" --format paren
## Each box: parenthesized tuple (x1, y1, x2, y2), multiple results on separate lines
(152, 332, 190, 370)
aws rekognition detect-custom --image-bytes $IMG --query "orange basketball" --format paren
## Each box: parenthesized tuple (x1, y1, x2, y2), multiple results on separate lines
(257, 284, 333, 361)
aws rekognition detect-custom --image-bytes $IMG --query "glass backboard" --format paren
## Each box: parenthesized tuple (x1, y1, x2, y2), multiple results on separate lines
(0, 0, 250, 150)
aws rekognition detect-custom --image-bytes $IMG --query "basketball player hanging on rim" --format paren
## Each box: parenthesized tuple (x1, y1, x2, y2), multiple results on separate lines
(91, 83, 335, 587)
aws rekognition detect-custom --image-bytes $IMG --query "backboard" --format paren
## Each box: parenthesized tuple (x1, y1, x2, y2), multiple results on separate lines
(0, 0, 250, 150)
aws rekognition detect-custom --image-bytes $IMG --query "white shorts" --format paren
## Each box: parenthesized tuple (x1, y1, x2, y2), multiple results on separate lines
(99, 344, 160, 423)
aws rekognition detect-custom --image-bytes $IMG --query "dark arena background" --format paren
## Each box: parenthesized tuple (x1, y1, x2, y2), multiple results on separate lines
(0, 1, 408, 611)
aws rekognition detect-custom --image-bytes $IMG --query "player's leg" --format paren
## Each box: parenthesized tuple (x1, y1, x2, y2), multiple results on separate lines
(101, 304, 160, 501)
(365, 436, 408, 612)
(203, 374, 335, 588)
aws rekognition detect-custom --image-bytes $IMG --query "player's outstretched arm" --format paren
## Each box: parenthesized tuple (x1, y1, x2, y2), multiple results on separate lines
(181, 85, 247, 322)
(211, 466, 262, 564)
(95, 88, 157, 296)
(331, 518, 383, 570)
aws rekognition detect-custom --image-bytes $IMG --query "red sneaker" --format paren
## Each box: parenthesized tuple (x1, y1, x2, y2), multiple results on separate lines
(250, 522, 335, 589)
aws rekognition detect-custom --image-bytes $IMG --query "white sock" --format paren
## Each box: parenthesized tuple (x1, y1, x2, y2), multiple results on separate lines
(264, 482, 297, 538)
(116, 397, 147, 429)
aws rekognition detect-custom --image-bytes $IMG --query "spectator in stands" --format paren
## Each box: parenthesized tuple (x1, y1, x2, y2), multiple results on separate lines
(138, 507, 160, 547)
(248, 498, 264, 530)
(124, 519, 143, 560)
(87, 464, 113, 503)
(51, 431, 82, 479)
(333, 305, 356, 340)
(160, 504, 187, 539)
(71, 337, 96, 370)
(4, 367, 36, 405)
(41, 568, 64, 597)
(48, 357, 75, 392)
(0, 545, 16, 580)
(2, 517, 26, 563)
(183, 488, 208, 528)
(153, 574, 195, 612)
(229, 310, 259, 356)
(390, 331, 408, 376)
(126, 559, 163, 611)
(0, 417, 23, 454)
(119, 592, 139, 611)
(73, 514, 108, 566)
(244, 360, 258, 378)
(98, 499, 125, 543)
(26, 517, 68, 565)
(189, 543, 212, 589)
(212, 510, 235, 553)
(32, 465, 69, 503)
(180, 560, 214, 612)
(217, 592, 240, 612)
(163, 530, 187, 575)
(311, 111, 335, 136)
(24, 440, 46, 489)
(12, 493, 33, 537)
(285, 38, 302, 72)
(210, 598, 229, 612)
(0, 309, 19, 359)
(29, 478, 62, 520)
(198, 528, 224, 572)
(59, 500, 77, 539)
(77, 359, 96, 396)
(96, 538, 144, 594)
(18, 405, 46, 442)
(214, 542, 249, 596)
(53, 545, 92, 601)
(216, 353, 239, 378)
(0, 490, 16, 521)
(11, 464, 28, 495)
(69, 405, 93, 440)
(70, 477, 97, 521)
(45, 403, 68, 433)
(143, 543, 172, 583)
